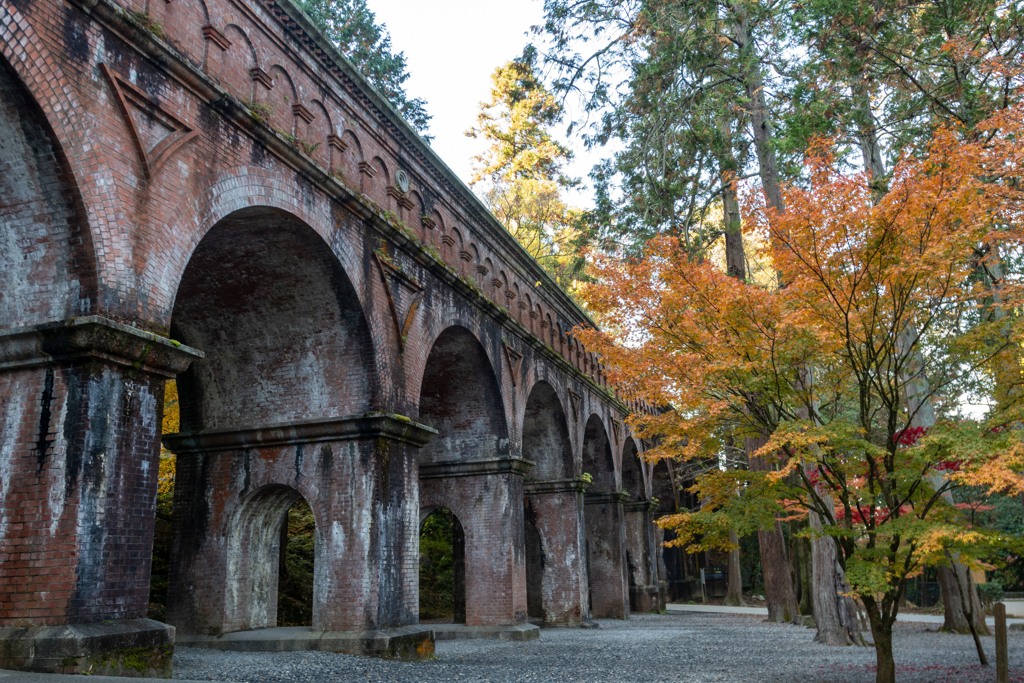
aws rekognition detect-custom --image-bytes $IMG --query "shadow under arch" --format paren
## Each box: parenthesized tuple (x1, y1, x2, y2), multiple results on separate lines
(581, 414, 628, 619)
(170, 205, 379, 431)
(0, 55, 96, 327)
(417, 325, 508, 464)
(521, 380, 586, 625)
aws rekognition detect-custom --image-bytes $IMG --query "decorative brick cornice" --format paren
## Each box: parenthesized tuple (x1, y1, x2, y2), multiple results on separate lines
(419, 457, 533, 480)
(250, 66, 273, 90)
(292, 103, 315, 124)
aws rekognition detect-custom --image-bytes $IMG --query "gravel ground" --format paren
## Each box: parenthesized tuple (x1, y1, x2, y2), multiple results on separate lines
(173, 612, 1024, 683)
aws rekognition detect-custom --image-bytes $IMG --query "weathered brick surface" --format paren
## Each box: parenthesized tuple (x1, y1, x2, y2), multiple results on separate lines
(165, 417, 425, 634)
(0, 0, 664, 668)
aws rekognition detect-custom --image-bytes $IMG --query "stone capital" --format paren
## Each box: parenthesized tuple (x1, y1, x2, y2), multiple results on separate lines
(0, 316, 203, 377)
(163, 412, 437, 454)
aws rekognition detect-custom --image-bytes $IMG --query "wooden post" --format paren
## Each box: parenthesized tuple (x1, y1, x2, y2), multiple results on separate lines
(995, 602, 1008, 683)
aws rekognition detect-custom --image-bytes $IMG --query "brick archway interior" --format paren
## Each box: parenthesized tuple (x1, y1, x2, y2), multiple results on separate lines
(223, 484, 312, 632)
(522, 381, 584, 625)
(417, 327, 525, 626)
(170, 207, 376, 431)
(164, 208, 380, 635)
(582, 415, 627, 619)
(417, 326, 507, 465)
(523, 381, 572, 481)
(0, 57, 93, 328)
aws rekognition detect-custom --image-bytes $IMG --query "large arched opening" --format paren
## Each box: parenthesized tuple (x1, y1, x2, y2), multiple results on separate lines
(622, 438, 658, 612)
(0, 57, 94, 327)
(417, 326, 526, 626)
(521, 381, 585, 625)
(581, 415, 628, 619)
(162, 208, 381, 635)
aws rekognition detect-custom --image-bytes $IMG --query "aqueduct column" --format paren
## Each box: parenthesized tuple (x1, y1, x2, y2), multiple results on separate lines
(0, 318, 200, 676)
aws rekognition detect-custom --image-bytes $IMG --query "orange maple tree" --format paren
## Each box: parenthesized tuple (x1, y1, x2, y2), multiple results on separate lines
(577, 103, 1024, 683)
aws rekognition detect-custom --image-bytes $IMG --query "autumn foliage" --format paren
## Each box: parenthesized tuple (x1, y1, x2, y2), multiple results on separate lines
(578, 104, 1024, 682)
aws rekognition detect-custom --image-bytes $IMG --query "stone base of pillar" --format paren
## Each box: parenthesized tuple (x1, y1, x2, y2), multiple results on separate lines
(0, 619, 174, 678)
(176, 625, 435, 660)
(428, 623, 539, 641)
(629, 584, 663, 613)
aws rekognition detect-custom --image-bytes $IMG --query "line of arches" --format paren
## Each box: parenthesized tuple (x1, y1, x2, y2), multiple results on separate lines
(0, 36, 667, 675)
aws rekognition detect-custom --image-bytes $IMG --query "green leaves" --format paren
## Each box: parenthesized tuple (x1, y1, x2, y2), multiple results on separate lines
(296, 0, 431, 134)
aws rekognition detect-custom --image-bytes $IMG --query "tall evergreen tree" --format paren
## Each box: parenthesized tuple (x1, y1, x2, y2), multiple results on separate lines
(468, 52, 588, 293)
(296, 0, 431, 134)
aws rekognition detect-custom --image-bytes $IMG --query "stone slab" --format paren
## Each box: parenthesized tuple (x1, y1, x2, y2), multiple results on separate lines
(428, 623, 539, 641)
(175, 625, 434, 660)
(0, 619, 174, 678)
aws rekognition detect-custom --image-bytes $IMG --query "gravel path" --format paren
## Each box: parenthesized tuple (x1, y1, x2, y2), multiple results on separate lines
(173, 612, 1024, 683)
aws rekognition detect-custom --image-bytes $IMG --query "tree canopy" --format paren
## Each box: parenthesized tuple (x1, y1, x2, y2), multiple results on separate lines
(468, 53, 589, 293)
(576, 103, 1024, 683)
(297, 0, 431, 134)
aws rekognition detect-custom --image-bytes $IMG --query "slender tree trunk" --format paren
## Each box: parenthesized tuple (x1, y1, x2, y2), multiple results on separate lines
(726, 527, 745, 606)
(717, 121, 746, 282)
(746, 435, 799, 622)
(867, 612, 897, 683)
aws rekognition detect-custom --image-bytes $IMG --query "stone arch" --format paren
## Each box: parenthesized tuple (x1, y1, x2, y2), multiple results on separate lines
(446, 225, 463, 264)
(362, 154, 387, 199)
(582, 413, 627, 618)
(222, 484, 317, 632)
(416, 326, 526, 626)
(622, 437, 644, 499)
(416, 325, 508, 464)
(621, 436, 657, 612)
(0, 55, 96, 327)
(418, 506, 467, 624)
(0, 15, 141, 320)
(151, 164, 374, 327)
(521, 380, 586, 625)
(169, 206, 378, 431)
(582, 415, 615, 491)
(339, 128, 362, 181)
(523, 381, 572, 481)
(652, 460, 690, 602)
(309, 99, 333, 168)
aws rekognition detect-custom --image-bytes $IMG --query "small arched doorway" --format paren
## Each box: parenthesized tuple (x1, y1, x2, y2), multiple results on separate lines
(418, 507, 466, 624)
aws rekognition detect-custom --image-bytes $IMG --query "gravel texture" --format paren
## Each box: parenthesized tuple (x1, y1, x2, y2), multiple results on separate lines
(173, 613, 1024, 683)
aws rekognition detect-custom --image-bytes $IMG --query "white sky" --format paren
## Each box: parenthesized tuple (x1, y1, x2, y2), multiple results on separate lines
(366, 0, 544, 184)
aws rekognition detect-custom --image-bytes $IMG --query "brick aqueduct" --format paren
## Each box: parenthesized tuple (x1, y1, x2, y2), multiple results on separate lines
(0, 0, 676, 675)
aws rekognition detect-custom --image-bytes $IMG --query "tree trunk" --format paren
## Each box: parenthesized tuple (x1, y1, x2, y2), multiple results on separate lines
(729, 1, 784, 214)
(718, 120, 746, 282)
(746, 435, 799, 622)
(756, 524, 798, 622)
(938, 564, 991, 636)
(726, 527, 745, 606)
(868, 613, 897, 683)
(810, 511, 866, 645)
